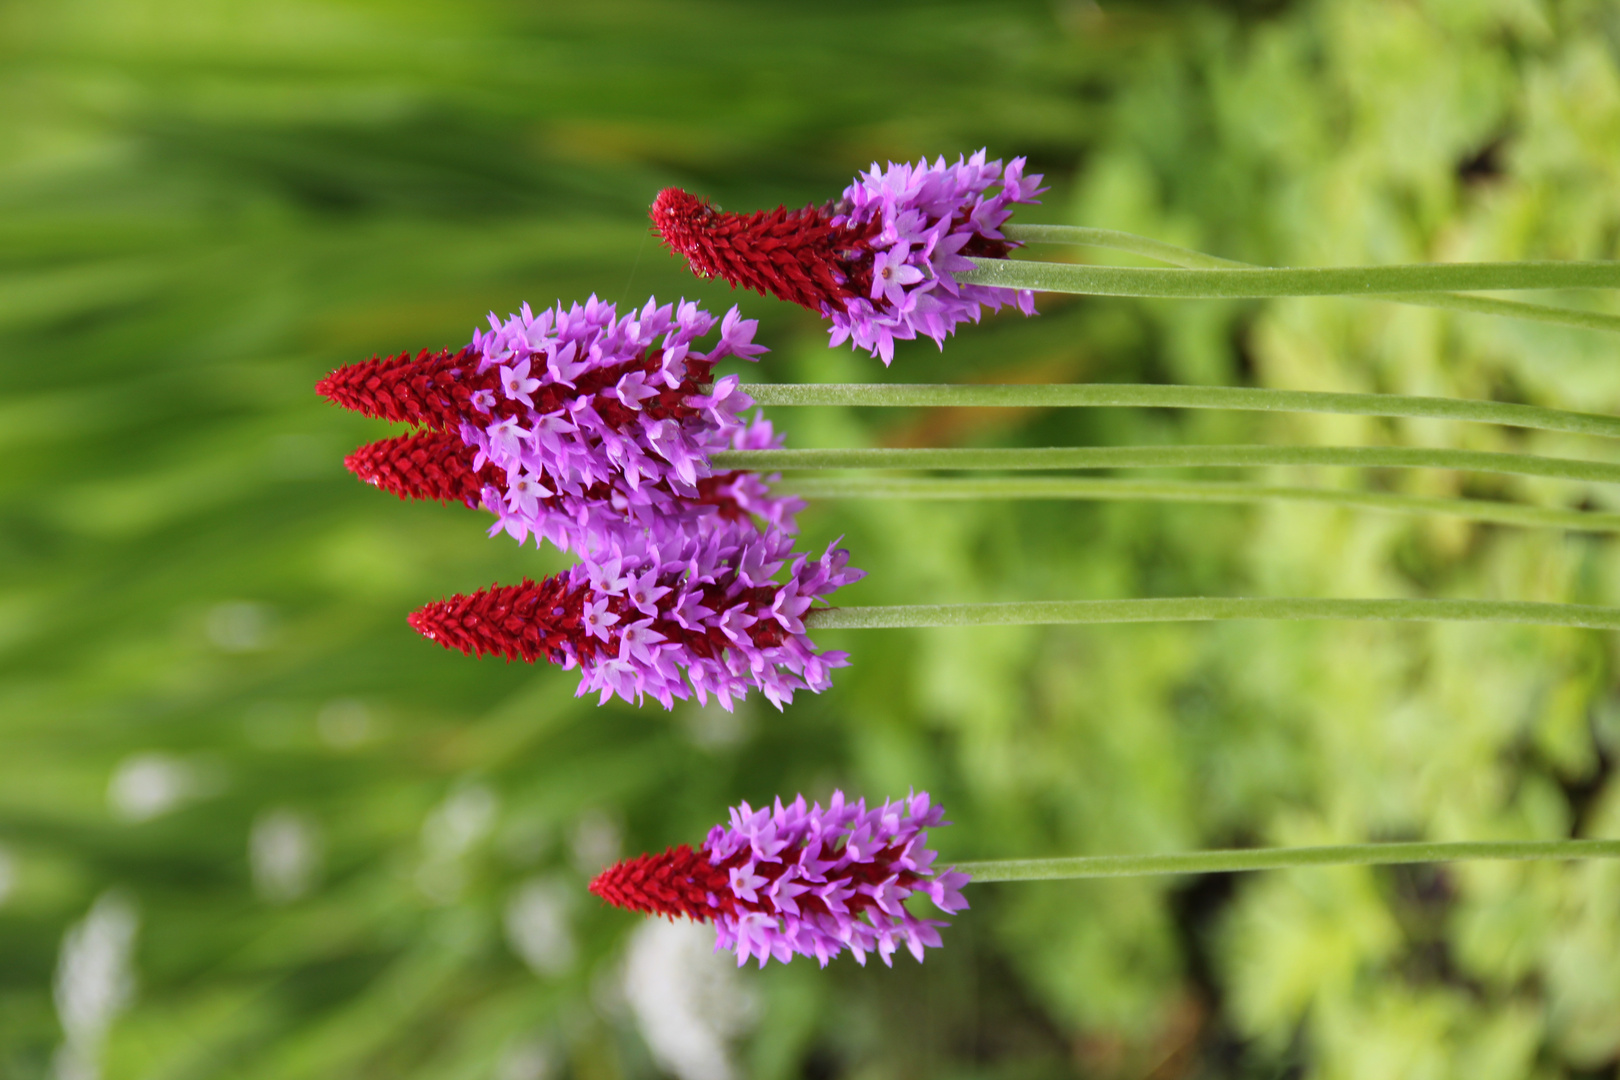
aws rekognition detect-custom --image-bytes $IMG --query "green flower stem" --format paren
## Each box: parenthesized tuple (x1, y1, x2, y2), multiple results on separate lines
(956, 255, 1620, 299)
(713, 445, 1620, 486)
(1004, 224, 1251, 270)
(781, 475, 1620, 534)
(956, 839, 1620, 883)
(1003, 223, 1620, 334)
(802, 597, 1620, 631)
(742, 383, 1620, 440)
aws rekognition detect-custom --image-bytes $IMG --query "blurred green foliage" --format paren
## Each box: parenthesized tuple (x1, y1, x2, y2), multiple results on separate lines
(4, 0, 1620, 1077)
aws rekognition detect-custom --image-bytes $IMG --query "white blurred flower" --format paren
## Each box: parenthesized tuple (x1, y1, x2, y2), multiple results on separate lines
(422, 784, 498, 859)
(499, 815, 554, 868)
(107, 753, 220, 823)
(682, 699, 754, 752)
(495, 1033, 555, 1080)
(504, 876, 576, 977)
(0, 844, 15, 908)
(250, 808, 322, 903)
(417, 783, 499, 904)
(204, 601, 274, 653)
(569, 810, 621, 876)
(623, 918, 758, 1080)
(316, 697, 377, 748)
(52, 891, 138, 1080)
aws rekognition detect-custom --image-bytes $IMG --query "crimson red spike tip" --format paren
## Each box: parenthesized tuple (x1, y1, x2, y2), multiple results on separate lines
(650, 186, 862, 313)
(344, 431, 500, 507)
(406, 577, 593, 664)
(315, 347, 481, 427)
(589, 844, 726, 921)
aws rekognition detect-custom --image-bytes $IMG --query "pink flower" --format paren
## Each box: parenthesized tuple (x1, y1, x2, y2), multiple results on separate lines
(499, 357, 541, 408)
(317, 295, 802, 555)
(870, 245, 924, 305)
(589, 791, 970, 968)
(407, 520, 863, 711)
(652, 150, 1044, 366)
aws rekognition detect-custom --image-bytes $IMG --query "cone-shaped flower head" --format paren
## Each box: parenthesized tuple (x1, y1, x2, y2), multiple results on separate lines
(652, 150, 1044, 365)
(590, 791, 970, 968)
(318, 296, 801, 552)
(342, 419, 800, 538)
(344, 430, 504, 508)
(407, 518, 862, 711)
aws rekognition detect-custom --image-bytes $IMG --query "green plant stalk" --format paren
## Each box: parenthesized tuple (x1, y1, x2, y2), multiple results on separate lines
(957, 839, 1620, 882)
(780, 475, 1620, 533)
(1004, 223, 1620, 334)
(803, 597, 1620, 631)
(1004, 224, 1260, 269)
(742, 383, 1620, 440)
(957, 255, 1620, 299)
(714, 445, 1620, 486)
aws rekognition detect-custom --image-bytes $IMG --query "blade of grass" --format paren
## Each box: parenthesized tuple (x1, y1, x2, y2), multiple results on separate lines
(780, 475, 1620, 533)
(957, 255, 1620, 299)
(804, 597, 1620, 631)
(958, 839, 1620, 882)
(999, 223, 1620, 333)
(715, 445, 1620, 486)
(742, 382, 1620, 440)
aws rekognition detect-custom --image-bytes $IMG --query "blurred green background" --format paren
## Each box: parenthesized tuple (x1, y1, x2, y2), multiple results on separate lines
(5, 0, 1620, 1077)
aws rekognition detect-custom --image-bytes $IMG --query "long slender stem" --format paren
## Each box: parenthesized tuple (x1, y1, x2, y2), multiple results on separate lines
(956, 839, 1620, 882)
(803, 597, 1620, 631)
(957, 256, 1620, 299)
(742, 383, 1620, 440)
(1004, 223, 1620, 334)
(781, 475, 1620, 533)
(714, 445, 1620, 486)
(1005, 224, 1251, 269)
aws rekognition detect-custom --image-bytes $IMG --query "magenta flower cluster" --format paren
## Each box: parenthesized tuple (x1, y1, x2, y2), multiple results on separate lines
(829, 150, 1045, 364)
(706, 790, 970, 967)
(590, 791, 969, 966)
(567, 520, 861, 710)
(410, 515, 862, 710)
(463, 295, 800, 552)
(327, 291, 865, 710)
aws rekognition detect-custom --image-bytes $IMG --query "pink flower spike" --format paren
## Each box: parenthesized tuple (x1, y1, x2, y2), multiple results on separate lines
(651, 151, 1042, 364)
(405, 518, 860, 710)
(589, 790, 969, 968)
(317, 295, 801, 558)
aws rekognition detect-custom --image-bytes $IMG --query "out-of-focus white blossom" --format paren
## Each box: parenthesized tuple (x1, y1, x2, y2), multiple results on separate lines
(107, 753, 220, 823)
(623, 918, 758, 1080)
(204, 600, 274, 652)
(504, 876, 577, 977)
(422, 784, 498, 858)
(0, 844, 15, 907)
(682, 699, 754, 751)
(569, 810, 621, 876)
(417, 783, 499, 903)
(495, 1033, 555, 1080)
(250, 808, 322, 903)
(316, 697, 378, 748)
(52, 891, 138, 1080)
